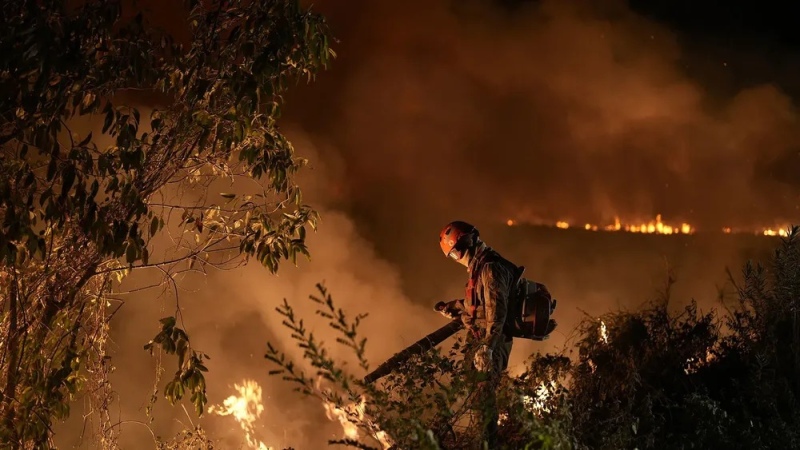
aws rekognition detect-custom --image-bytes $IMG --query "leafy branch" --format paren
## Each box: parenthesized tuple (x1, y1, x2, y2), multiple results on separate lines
(143, 316, 210, 416)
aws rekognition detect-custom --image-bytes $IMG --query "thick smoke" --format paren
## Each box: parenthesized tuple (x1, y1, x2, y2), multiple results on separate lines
(54, 127, 444, 449)
(282, 0, 800, 342)
(290, 0, 800, 238)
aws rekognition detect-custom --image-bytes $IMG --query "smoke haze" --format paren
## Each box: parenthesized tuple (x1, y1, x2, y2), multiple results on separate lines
(55, 0, 799, 448)
(289, 0, 800, 233)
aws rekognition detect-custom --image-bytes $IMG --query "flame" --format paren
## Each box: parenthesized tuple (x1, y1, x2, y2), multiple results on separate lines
(684, 348, 717, 375)
(521, 380, 559, 416)
(322, 397, 393, 449)
(599, 320, 608, 344)
(720, 226, 790, 236)
(762, 227, 790, 237)
(592, 215, 692, 234)
(584, 321, 609, 377)
(322, 398, 363, 440)
(375, 430, 393, 448)
(515, 214, 694, 234)
(208, 380, 272, 450)
(506, 215, 793, 236)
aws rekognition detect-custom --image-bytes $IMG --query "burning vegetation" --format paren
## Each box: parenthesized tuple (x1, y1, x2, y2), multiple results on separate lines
(321, 397, 393, 449)
(507, 214, 791, 237)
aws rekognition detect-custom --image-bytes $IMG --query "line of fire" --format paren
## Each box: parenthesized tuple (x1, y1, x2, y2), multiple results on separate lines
(505, 214, 793, 237)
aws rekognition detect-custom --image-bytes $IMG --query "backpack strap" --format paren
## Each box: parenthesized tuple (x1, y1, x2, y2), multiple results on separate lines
(465, 250, 497, 339)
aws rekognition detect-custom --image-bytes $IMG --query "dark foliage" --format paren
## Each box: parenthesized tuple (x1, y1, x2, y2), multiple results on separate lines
(0, 0, 332, 447)
(525, 226, 800, 449)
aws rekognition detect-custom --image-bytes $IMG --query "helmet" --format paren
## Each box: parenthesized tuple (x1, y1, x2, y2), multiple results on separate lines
(439, 221, 479, 260)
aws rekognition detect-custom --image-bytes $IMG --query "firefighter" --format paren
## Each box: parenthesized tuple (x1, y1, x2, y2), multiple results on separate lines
(437, 220, 522, 448)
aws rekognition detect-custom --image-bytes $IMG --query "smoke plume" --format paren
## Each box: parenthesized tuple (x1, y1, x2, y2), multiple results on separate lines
(54, 126, 445, 449)
(288, 0, 800, 238)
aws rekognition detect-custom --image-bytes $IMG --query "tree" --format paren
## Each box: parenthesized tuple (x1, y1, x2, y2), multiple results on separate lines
(0, 0, 334, 447)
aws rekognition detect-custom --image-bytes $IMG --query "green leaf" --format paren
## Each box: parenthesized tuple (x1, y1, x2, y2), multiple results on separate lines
(165, 381, 177, 404)
(77, 132, 93, 147)
(103, 108, 114, 134)
(46, 158, 57, 181)
(223, 106, 237, 120)
(150, 216, 159, 237)
(175, 381, 185, 399)
(125, 242, 137, 264)
(60, 165, 76, 198)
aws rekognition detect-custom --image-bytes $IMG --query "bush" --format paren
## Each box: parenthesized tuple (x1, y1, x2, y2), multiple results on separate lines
(264, 285, 574, 450)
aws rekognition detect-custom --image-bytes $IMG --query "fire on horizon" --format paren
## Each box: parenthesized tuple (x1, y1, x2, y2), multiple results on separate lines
(505, 214, 792, 237)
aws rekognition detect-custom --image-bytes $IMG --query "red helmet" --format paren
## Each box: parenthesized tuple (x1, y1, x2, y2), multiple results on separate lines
(439, 221, 479, 260)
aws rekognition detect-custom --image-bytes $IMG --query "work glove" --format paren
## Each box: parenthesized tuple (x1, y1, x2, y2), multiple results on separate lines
(474, 344, 493, 372)
(434, 299, 461, 320)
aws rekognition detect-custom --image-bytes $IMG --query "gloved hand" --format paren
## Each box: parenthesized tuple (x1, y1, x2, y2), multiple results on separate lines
(474, 344, 493, 372)
(434, 300, 461, 320)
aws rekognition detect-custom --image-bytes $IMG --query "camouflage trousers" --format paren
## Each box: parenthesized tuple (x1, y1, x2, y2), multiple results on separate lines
(467, 335, 513, 449)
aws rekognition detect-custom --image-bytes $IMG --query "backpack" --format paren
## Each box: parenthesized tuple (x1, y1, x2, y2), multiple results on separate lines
(469, 250, 558, 341)
(509, 275, 558, 341)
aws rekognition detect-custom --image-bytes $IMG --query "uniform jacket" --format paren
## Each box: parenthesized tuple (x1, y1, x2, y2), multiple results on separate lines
(457, 243, 521, 350)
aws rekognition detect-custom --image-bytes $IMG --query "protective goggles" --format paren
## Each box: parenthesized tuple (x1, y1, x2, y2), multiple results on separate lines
(447, 248, 461, 260)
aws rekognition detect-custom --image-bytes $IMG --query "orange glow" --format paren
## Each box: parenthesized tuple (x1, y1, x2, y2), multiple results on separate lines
(554, 215, 693, 235)
(762, 228, 790, 237)
(506, 216, 793, 236)
(600, 320, 609, 344)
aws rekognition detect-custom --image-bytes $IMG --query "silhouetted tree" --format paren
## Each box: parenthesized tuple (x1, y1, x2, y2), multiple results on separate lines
(0, 0, 333, 447)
